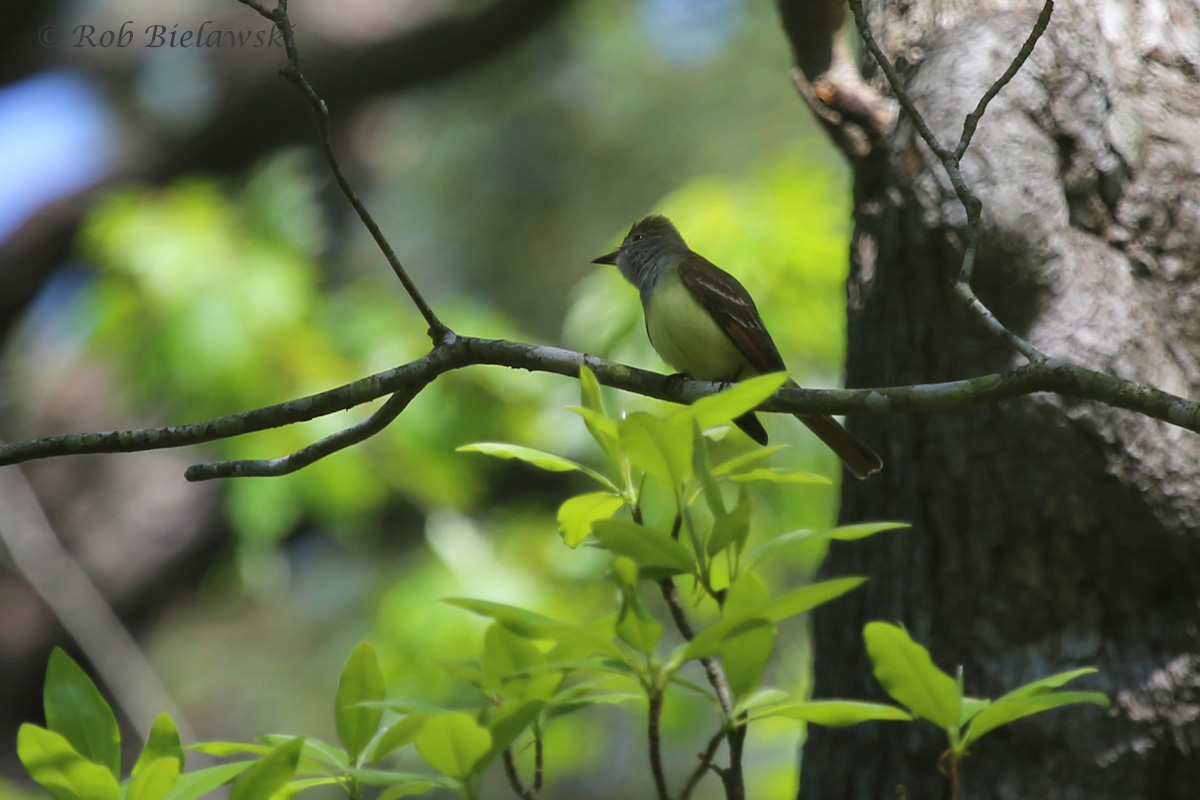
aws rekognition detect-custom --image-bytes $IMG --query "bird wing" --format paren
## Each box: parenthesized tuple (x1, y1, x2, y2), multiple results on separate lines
(678, 256, 787, 375)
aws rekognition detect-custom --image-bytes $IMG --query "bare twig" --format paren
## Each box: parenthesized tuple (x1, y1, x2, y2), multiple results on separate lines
(845, 0, 1054, 363)
(648, 689, 670, 800)
(532, 728, 543, 794)
(955, 0, 1055, 159)
(680, 727, 726, 800)
(236, 0, 449, 342)
(184, 387, 421, 480)
(630, 502, 741, 800)
(656, 577, 736, 721)
(502, 748, 536, 800)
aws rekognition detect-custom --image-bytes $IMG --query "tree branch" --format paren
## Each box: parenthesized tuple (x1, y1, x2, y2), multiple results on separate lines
(184, 386, 421, 480)
(0, 463, 196, 743)
(777, 0, 895, 160)
(502, 747, 536, 800)
(648, 689, 670, 800)
(1, 337, 1198, 476)
(680, 726, 726, 800)
(237, 0, 449, 342)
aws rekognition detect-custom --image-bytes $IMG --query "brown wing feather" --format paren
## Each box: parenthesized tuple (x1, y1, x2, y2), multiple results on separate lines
(677, 256, 787, 375)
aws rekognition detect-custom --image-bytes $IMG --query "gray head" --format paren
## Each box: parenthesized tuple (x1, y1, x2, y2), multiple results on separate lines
(592, 215, 690, 289)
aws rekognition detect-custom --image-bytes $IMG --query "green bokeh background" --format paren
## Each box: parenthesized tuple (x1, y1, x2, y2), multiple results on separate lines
(6, 0, 855, 797)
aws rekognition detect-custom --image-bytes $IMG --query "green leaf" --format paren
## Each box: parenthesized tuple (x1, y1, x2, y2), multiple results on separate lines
(995, 667, 1099, 703)
(822, 522, 912, 541)
(721, 620, 774, 698)
(691, 373, 788, 431)
(567, 407, 623, 473)
(125, 758, 181, 800)
(273, 778, 339, 800)
(259, 736, 348, 771)
(745, 522, 907, 570)
(725, 572, 770, 610)
(379, 780, 450, 800)
(706, 488, 752, 558)
(592, 519, 695, 575)
(482, 623, 544, 696)
(690, 420, 728, 524)
(43, 648, 121, 779)
(443, 599, 563, 639)
(445, 599, 623, 660)
(958, 697, 991, 727)
(367, 716, 427, 764)
(228, 737, 305, 800)
(618, 412, 692, 489)
(727, 468, 829, 485)
(547, 692, 644, 718)
(616, 590, 663, 657)
(757, 577, 865, 623)
(710, 446, 785, 479)
(579, 365, 606, 416)
(335, 643, 386, 766)
(863, 623, 960, 730)
(344, 768, 446, 786)
(719, 573, 773, 697)
(132, 715, 184, 782)
(750, 701, 912, 726)
(17, 724, 121, 800)
(437, 661, 486, 690)
(457, 443, 616, 491)
(186, 742, 272, 758)
(557, 492, 625, 548)
(415, 713, 492, 779)
(674, 578, 864, 666)
(733, 688, 790, 716)
(486, 699, 545, 763)
(963, 691, 1110, 747)
(160, 762, 254, 800)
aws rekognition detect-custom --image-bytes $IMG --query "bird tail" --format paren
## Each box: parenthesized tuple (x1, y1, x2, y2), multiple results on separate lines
(797, 413, 882, 480)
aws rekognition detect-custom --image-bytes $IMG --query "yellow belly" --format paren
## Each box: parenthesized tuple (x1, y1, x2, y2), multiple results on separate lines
(644, 274, 750, 381)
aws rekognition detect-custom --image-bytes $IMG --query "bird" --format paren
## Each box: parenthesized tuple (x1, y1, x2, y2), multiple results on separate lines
(592, 214, 881, 479)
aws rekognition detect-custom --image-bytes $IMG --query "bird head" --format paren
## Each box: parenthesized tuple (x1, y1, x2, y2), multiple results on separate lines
(592, 215, 688, 288)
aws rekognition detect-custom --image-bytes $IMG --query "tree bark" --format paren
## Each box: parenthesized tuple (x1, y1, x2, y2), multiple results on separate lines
(795, 1, 1200, 798)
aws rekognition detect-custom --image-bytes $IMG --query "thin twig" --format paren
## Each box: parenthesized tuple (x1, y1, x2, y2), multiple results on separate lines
(955, 0, 1055, 159)
(532, 728, 543, 794)
(3, 337, 1200, 475)
(680, 727, 726, 800)
(184, 387, 421, 480)
(648, 690, 670, 800)
(502, 748, 536, 800)
(236, 0, 449, 342)
(845, 0, 1054, 363)
(631, 501, 741, 799)
(656, 578, 737, 720)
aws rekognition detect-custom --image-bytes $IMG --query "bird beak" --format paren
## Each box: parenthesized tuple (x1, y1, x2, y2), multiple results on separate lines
(591, 250, 619, 265)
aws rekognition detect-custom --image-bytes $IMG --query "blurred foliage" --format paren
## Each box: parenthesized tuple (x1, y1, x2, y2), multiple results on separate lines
(18, 384, 917, 800)
(15, 0, 864, 797)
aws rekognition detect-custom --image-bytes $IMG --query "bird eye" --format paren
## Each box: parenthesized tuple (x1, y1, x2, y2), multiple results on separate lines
(632, 233, 644, 242)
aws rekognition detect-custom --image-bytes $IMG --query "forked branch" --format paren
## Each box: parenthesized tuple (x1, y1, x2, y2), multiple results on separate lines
(4, 0, 1198, 482)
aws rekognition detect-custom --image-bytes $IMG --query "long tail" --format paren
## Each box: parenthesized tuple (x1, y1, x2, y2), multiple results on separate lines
(797, 413, 882, 479)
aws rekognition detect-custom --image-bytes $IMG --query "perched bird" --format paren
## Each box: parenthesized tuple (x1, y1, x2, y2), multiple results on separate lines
(592, 215, 881, 479)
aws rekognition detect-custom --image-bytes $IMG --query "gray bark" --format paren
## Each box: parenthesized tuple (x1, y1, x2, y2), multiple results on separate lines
(800, 1, 1200, 798)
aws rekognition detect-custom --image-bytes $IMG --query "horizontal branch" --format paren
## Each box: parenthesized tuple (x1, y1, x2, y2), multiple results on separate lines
(1, 335, 1197, 480)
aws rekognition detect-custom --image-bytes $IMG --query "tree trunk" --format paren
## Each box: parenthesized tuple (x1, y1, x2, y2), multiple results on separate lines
(798, 1, 1200, 798)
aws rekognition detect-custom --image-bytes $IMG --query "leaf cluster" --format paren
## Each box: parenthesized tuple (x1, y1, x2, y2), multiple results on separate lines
(20, 375, 1107, 800)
